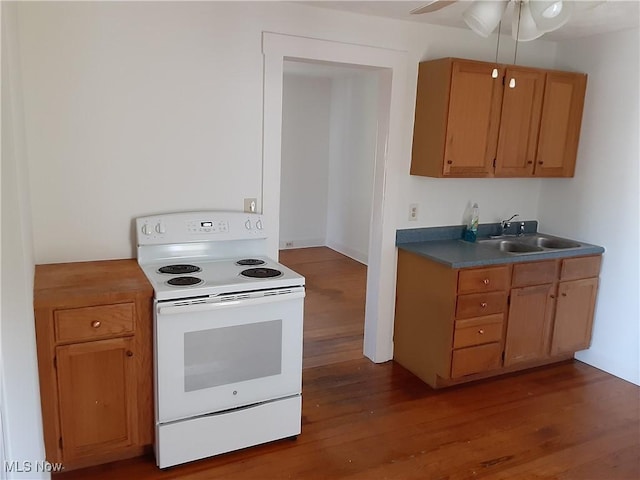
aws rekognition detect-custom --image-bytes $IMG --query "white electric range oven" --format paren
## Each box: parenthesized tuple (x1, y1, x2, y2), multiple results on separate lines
(136, 211, 305, 469)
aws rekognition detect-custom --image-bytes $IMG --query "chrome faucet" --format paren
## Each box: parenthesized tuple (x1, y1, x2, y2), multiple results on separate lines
(518, 221, 526, 236)
(501, 214, 519, 236)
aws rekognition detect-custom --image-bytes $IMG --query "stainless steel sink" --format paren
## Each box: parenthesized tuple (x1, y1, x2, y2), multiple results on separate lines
(477, 234, 582, 255)
(499, 241, 544, 253)
(526, 237, 582, 249)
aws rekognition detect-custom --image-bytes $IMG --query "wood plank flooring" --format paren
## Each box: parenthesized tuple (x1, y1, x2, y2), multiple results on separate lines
(57, 247, 640, 480)
(279, 247, 366, 369)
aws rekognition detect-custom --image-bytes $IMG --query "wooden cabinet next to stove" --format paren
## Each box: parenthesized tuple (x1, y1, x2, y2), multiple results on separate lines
(34, 259, 153, 471)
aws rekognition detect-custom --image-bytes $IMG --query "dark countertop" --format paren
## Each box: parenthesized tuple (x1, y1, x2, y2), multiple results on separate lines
(396, 222, 605, 269)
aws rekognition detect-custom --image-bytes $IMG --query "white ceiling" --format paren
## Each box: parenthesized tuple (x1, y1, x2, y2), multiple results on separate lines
(301, 1, 640, 41)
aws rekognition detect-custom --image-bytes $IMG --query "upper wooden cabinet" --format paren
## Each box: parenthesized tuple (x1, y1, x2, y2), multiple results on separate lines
(410, 58, 587, 178)
(535, 72, 588, 177)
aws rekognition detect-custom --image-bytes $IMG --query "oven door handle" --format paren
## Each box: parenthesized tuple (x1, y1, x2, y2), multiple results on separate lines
(157, 290, 305, 316)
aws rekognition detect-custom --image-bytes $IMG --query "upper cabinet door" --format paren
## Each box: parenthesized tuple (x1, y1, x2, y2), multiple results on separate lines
(495, 68, 545, 177)
(535, 72, 587, 177)
(444, 61, 503, 176)
(410, 58, 503, 178)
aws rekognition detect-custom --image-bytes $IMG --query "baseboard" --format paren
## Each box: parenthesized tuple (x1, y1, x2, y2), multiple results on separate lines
(325, 241, 368, 265)
(279, 238, 325, 250)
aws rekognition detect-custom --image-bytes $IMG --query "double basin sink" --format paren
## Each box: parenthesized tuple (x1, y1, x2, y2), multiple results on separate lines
(477, 234, 582, 255)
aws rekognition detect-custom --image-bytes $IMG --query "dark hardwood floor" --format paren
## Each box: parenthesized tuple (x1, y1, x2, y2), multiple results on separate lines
(280, 247, 367, 369)
(58, 247, 640, 479)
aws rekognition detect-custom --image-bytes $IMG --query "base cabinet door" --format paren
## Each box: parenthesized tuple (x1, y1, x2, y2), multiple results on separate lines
(504, 284, 555, 366)
(550, 278, 599, 355)
(56, 337, 138, 464)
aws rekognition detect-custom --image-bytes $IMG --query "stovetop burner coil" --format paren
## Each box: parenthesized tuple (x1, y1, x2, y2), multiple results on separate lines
(166, 276, 204, 287)
(240, 268, 282, 279)
(158, 264, 202, 275)
(236, 258, 266, 266)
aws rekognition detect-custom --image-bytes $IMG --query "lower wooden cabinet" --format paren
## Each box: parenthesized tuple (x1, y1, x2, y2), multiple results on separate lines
(394, 251, 601, 388)
(34, 260, 153, 471)
(551, 277, 599, 355)
(504, 283, 555, 366)
(56, 337, 139, 464)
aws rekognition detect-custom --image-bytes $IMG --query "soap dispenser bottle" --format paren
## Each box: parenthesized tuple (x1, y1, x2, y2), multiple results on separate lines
(464, 203, 479, 242)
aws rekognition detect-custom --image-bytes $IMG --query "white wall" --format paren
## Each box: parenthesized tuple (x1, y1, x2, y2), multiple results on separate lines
(325, 72, 377, 264)
(280, 72, 331, 249)
(13, 1, 558, 264)
(1, 3, 48, 478)
(539, 28, 640, 386)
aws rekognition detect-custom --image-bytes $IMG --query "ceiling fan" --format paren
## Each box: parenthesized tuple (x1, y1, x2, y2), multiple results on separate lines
(411, 0, 574, 41)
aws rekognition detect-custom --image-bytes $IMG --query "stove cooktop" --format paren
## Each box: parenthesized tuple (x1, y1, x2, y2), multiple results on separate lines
(140, 256, 305, 301)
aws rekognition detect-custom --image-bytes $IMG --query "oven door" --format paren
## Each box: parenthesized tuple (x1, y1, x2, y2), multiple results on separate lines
(155, 287, 304, 424)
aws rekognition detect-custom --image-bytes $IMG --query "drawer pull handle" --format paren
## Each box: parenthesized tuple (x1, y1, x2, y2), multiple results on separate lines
(126, 350, 134, 357)
(561, 293, 567, 297)
(478, 329, 484, 335)
(480, 302, 488, 308)
(482, 279, 490, 285)
(91, 320, 101, 328)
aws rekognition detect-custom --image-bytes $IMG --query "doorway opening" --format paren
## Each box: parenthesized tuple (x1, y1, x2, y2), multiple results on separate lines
(262, 32, 408, 364)
(278, 60, 379, 368)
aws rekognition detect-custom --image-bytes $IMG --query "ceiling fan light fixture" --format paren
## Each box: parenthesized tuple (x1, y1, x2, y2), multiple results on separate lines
(513, 1, 545, 42)
(530, 0, 573, 32)
(541, 1, 563, 18)
(462, 0, 508, 38)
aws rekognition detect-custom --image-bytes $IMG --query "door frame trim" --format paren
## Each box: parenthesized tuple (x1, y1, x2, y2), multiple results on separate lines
(262, 32, 408, 362)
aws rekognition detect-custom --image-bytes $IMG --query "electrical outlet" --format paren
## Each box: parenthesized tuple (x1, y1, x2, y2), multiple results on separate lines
(244, 198, 257, 213)
(409, 203, 419, 221)
(285, 241, 294, 248)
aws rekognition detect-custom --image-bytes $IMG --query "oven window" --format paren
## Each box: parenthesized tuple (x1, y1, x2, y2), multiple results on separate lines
(183, 320, 282, 392)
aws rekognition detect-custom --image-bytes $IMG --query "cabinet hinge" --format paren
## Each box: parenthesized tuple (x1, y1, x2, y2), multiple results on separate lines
(59, 437, 63, 449)
(502, 76, 505, 86)
(493, 158, 496, 168)
(507, 294, 511, 305)
(501, 351, 505, 362)
(53, 357, 57, 369)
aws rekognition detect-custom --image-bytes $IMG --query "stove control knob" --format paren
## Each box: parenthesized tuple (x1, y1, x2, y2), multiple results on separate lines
(256, 220, 263, 230)
(155, 221, 166, 234)
(141, 223, 152, 236)
(245, 219, 252, 230)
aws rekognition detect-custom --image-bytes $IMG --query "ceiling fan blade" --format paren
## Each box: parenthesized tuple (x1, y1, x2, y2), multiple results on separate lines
(410, 0, 458, 15)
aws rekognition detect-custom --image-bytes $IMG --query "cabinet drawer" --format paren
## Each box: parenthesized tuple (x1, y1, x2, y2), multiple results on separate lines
(453, 314, 504, 349)
(512, 260, 559, 287)
(458, 266, 510, 294)
(560, 256, 601, 281)
(54, 303, 135, 343)
(451, 342, 502, 378)
(456, 291, 507, 319)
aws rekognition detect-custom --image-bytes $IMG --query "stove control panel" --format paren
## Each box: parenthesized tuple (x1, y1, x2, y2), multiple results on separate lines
(187, 220, 229, 234)
(136, 211, 268, 245)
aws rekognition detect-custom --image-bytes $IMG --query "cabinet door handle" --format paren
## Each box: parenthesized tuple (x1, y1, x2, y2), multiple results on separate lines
(561, 293, 567, 297)
(91, 320, 101, 328)
(538, 161, 544, 165)
(480, 302, 488, 308)
(447, 160, 453, 165)
(482, 279, 490, 285)
(478, 329, 485, 335)
(126, 350, 134, 357)
(550, 294, 556, 299)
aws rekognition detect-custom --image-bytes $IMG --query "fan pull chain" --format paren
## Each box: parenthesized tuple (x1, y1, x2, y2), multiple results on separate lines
(510, 0, 524, 88)
(492, 20, 502, 79)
